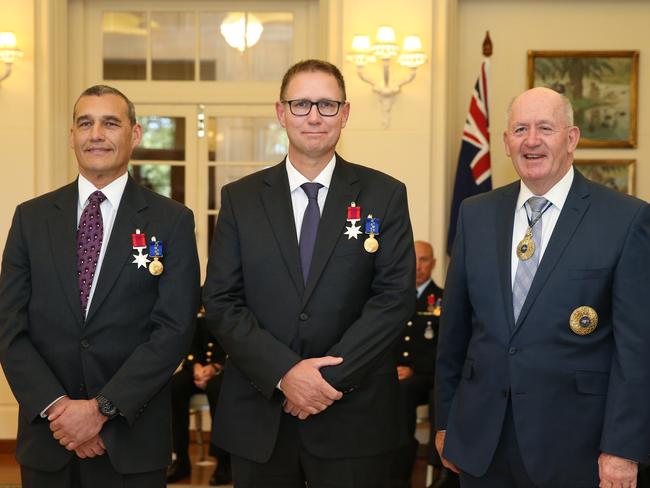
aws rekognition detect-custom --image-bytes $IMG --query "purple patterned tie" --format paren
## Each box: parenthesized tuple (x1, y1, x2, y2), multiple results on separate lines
(77, 190, 106, 315)
(299, 182, 323, 284)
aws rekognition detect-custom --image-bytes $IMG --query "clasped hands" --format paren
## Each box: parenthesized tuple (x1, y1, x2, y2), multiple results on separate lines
(281, 356, 343, 420)
(47, 396, 107, 459)
(193, 362, 221, 390)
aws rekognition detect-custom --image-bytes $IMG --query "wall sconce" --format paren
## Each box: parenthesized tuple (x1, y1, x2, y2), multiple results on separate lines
(347, 26, 427, 128)
(0, 32, 23, 83)
(220, 13, 264, 52)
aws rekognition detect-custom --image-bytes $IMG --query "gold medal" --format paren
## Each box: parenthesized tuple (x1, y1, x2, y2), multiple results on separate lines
(149, 258, 164, 276)
(569, 306, 598, 335)
(364, 235, 379, 253)
(516, 229, 535, 261)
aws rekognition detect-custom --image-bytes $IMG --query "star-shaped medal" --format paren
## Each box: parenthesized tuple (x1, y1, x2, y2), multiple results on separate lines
(344, 222, 362, 240)
(132, 251, 151, 269)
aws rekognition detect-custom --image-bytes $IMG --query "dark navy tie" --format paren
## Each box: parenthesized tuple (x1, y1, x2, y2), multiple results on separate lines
(299, 182, 323, 284)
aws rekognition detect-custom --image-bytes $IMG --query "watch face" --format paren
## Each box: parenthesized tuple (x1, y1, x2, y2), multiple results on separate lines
(97, 396, 117, 418)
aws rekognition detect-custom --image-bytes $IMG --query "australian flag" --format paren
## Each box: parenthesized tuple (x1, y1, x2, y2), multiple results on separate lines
(447, 59, 492, 255)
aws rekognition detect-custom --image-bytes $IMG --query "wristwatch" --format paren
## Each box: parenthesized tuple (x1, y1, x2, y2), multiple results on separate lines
(96, 395, 119, 420)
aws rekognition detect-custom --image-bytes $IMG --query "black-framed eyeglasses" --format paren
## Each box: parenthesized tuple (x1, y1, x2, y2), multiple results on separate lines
(282, 99, 344, 117)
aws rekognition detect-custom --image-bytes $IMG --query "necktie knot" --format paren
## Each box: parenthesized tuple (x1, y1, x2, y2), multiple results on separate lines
(89, 190, 106, 205)
(301, 182, 322, 201)
(527, 196, 548, 217)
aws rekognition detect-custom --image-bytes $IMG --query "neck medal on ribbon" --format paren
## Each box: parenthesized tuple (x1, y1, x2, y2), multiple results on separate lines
(516, 228, 535, 261)
(148, 236, 164, 276)
(131, 229, 151, 269)
(516, 201, 550, 261)
(363, 214, 380, 253)
(344, 202, 362, 240)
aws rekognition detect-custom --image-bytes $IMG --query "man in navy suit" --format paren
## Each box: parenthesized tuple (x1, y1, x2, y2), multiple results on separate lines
(0, 85, 199, 487)
(435, 87, 650, 488)
(203, 59, 415, 487)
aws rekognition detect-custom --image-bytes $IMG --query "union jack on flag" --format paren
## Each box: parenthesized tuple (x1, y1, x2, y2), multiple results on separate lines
(447, 59, 493, 255)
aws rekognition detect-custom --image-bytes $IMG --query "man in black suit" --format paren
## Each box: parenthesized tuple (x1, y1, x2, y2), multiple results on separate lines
(166, 312, 231, 485)
(435, 87, 650, 487)
(0, 85, 200, 487)
(203, 59, 415, 487)
(390, 240, 444, 488)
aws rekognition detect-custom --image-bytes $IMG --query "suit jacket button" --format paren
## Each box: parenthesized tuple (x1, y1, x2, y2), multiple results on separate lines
(299, 313, 309, 321)
(80, 339, 90, 349)
(508, 347, 517, 355)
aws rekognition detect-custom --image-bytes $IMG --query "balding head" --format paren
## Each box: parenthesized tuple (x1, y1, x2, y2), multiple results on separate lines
(415, 241, 435, 287)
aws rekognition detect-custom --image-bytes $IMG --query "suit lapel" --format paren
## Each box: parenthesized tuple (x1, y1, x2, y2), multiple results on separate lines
(513, 171, 591, 331)
(85, 178, 148, 324)
(496, 183, 519, 333)
(303, 157, 360, 305)
(48, 182, 84, 327)
(261, 162, 304, 296)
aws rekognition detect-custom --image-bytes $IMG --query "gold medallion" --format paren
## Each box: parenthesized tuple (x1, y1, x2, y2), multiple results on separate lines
(516, 232, 535, 261)
(364, 235, 379, 253)
(149, 258, 164, 276)
(569, 306, 598, 335)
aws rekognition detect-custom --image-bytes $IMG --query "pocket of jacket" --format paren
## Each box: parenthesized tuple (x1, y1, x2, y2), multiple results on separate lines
(568, 268, 610, 280)
(575, 370, 609, 395)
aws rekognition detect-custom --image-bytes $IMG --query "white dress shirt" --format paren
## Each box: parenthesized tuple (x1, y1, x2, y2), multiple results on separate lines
(286, 155, 336, 242)
(416, 278, 432, 299)
(510, 166, 574, 288)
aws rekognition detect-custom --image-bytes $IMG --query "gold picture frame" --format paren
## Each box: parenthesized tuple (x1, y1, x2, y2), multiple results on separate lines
(528, 50, 639, 148)
(574, 159, 636, 196)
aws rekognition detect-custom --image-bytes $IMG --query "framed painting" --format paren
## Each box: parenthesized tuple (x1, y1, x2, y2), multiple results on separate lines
(574, 159, 636, 196)
(528, 50, 639, 148)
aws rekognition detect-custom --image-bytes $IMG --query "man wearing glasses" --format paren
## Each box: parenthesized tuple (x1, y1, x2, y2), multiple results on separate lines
(435, 87, 650, 488)
(203, 59, 415, 487)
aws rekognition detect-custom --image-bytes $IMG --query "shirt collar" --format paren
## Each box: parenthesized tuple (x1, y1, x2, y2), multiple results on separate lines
(78, 172, 129, 209)
(285, 155, 336, 192)
(516, 165, 574, 212)
(416, 278, 432, 298)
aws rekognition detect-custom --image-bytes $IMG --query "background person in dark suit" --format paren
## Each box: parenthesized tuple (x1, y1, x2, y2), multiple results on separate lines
(435, 87, 650, 488)
(0, 85, 200, 488)
(390, 240, 449, 488)
(203, 59, 415, 488)
(166, 312, 231, 485)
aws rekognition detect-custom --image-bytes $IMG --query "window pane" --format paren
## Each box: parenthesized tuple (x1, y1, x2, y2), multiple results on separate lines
(208, 117, 288, 162)
(210, 164, 268, 210)
(199, 11, 293, 81)
(103, 12, 147, 80)
(151, 12, 196, 80)
(250, 12, 294, 80)
(208, 214, 217, 254)
(129, 164, 186, 203)
(133, 116, 186, 161)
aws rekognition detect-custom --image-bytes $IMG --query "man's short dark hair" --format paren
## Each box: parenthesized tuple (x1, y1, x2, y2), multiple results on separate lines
(73, 85, 137, 126)
(279, 59, 347, 102)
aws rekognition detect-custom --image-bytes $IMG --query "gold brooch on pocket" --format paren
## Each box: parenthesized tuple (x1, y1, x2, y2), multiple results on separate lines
(569, 306, 598, 335)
